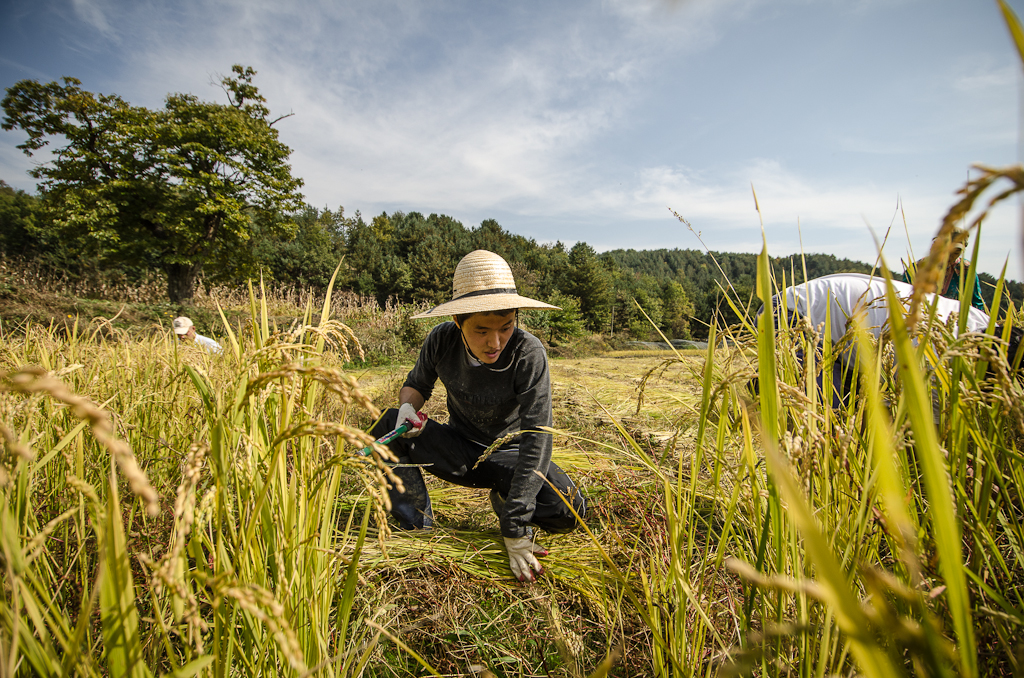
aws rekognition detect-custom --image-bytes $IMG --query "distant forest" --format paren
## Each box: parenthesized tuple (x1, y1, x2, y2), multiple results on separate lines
(2, 181, 1020, 341)
(608, 247, 1024, 339)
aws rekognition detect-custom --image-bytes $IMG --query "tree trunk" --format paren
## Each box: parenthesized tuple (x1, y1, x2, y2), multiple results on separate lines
(167, 263, 201, 303)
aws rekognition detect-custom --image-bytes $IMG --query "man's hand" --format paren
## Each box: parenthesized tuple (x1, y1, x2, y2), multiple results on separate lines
(397, 403, 426, 438)
(504, 535, 548, 582)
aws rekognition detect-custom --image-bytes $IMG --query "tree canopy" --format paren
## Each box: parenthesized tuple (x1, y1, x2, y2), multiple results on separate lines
(1, 65, 303, 302)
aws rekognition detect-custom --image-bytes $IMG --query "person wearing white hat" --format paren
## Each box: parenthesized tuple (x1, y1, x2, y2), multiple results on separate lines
(369, 249, 587, 583)
(172, 316, 223, 354)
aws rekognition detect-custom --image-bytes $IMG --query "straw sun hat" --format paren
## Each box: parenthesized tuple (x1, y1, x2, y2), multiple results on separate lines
(935, 225, 969, 254)
(411, 250, 560, 319)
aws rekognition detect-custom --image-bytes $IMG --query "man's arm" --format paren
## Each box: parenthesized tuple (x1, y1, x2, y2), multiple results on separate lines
(399, 386, 425, 410)
(500, 343, 553, 538)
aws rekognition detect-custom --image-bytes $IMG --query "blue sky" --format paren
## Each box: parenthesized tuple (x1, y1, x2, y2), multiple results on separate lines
(2, 0, 1023, 278)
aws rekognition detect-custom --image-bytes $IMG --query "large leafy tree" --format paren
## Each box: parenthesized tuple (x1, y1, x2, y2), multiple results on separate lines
(2, 65, 303, 302)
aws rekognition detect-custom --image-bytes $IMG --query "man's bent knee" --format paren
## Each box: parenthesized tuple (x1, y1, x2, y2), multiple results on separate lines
(534, 488, 587, 534)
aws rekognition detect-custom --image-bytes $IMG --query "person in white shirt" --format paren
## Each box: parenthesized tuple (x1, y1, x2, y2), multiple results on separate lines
(775, 273, 989, 347)
(764, 273, 1016, 407)
(172, 316, 223, 354)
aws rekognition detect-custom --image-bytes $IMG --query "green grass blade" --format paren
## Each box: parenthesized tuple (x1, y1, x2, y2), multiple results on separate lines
(247, 279, 262, 353)
(313, 258, 345, 355)
(215, 301, 240, 361)
(168, 655, 215, 678)
(184, 365, 216, 416)
(761, 439, 905, 678)
(259, 273, 270, 345)
(319, 258, 345, 329)
(851, 318, 916, 556)
(879, 267, 977, 677)
(755, 240, 780, 443)
(999, 0, 1024, 67)
(366, 621, 443, 677)
(99, 466, 152, 678)
(336, 502, 370, 649)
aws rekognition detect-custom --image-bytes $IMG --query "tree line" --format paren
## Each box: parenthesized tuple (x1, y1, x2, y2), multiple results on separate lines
(2, 67, 1019, 342)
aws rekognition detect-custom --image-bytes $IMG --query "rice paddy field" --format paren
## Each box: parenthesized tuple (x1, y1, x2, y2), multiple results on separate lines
(6, 147, 1024, 677)
(4, 210, 1024, 677)
(9, 4, 1024, 675)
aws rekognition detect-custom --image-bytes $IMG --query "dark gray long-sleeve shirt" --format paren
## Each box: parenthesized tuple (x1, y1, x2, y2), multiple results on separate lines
(402, 321, 553, 537)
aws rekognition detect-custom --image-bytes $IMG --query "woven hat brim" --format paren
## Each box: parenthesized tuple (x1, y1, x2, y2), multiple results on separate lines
(411, 293, 560, 319)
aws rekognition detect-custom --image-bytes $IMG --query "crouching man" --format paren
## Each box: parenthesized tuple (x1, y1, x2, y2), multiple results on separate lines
(370, 249, 587, 582)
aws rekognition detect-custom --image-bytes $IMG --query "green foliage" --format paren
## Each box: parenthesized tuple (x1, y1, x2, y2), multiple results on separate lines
(1, 65, 304, 302)
(405, 214, 472, 304)
(247, 205, 348, 289)
(660, 279, 694, 339)
(342, 210, 558, 308)
(564, 242, 612, 332)
(610, 248, 903, 338)
(0, 181, 41, 256)
(523, 290, 587, 345)
(979, 270, 1022, 312)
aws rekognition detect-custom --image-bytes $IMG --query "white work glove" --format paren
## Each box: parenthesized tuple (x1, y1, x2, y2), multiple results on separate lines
(504, 535, 548, 583)
(397, 403, 426, 438)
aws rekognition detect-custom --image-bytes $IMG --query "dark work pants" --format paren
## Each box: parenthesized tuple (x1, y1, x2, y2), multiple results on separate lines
(370, 408, 586, 533)
(795, 346, 856, 410)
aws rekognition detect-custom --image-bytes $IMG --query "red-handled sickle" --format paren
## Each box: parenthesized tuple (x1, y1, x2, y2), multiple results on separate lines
(359, 411, 427, 456)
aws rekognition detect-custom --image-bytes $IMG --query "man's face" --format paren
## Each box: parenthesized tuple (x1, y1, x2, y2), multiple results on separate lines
(457, 311, 516, 364)
(177, 326, 196, 342)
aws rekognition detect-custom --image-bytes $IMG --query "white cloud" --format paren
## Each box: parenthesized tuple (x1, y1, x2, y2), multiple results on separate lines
(95, 0, 660, 216)
(0, 57, 52, 82)
(953, 63, 1017, 92)
(0, 132, 45, 191)
(565, 157, 1022, 278)
(68, 0, 115, 39)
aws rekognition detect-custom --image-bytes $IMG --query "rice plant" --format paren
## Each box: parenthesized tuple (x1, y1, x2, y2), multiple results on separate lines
(0, 269, 438, 676)
(560, 176, 1024, 674)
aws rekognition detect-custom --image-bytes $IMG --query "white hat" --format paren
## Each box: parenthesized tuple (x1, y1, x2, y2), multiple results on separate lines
(172, 316, 194, 335)
(411, 250, 560, 319)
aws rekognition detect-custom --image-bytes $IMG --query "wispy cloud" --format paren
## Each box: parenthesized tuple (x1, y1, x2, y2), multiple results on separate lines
(0, 133, 44, 191)
(953, 62, 1017, 92)
(573, 157, 1018, 272)
(0, 56, 51, 82)
(109, 1, 673, 209)
(68, 0, 115, 39)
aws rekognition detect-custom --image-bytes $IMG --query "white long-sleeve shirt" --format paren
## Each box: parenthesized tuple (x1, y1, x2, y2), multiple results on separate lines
(775, 273, 989, 346)
(194, 333, 223, 354)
